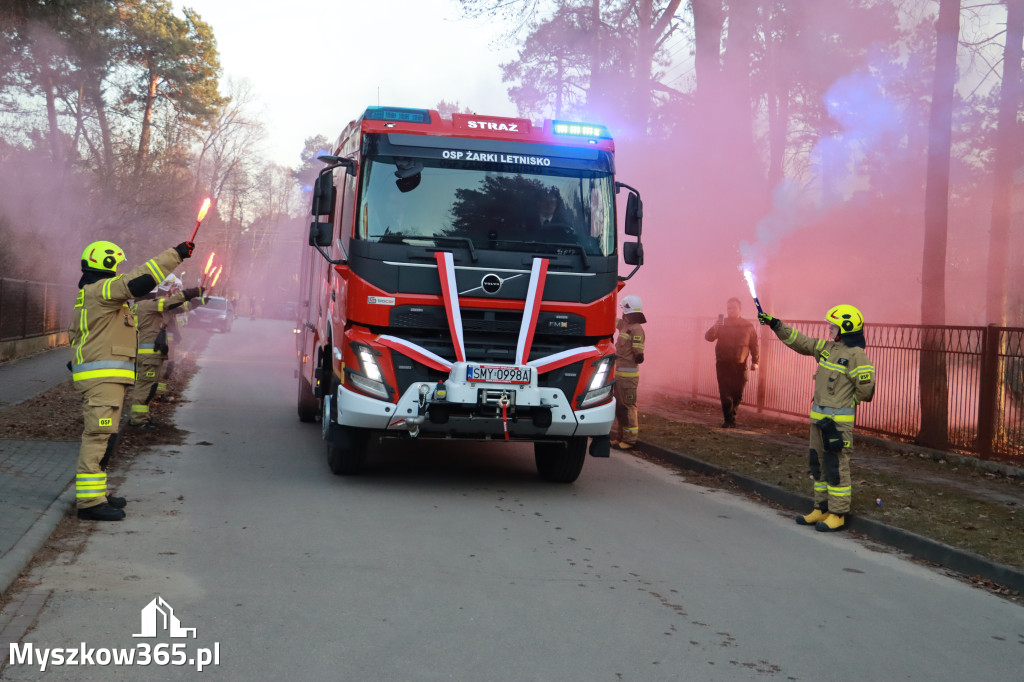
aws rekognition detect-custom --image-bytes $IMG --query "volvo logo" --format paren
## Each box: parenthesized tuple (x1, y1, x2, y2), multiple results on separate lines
(481, 274, 502, 294)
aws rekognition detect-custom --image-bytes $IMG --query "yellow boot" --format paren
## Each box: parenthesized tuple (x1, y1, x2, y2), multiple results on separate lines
(795, 508, 827, 526)
(815, 513, 846, 532)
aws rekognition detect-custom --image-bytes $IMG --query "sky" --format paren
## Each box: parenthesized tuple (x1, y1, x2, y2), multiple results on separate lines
(176, 0, 520, 166)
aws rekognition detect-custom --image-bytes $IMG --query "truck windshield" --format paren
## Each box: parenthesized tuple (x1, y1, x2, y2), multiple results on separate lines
(356, 155, 615, 257)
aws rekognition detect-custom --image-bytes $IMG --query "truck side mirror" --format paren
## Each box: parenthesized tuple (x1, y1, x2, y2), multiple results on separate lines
(309, 221, 332, 247)
(624, 192, 642, 237)
(623, 241, 643, 266)
(311, 171, 336, 217)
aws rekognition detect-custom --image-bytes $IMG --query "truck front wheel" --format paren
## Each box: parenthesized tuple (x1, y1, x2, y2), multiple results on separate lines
(323, 390, 368, 475)
(534, 437, 587, 483)
(327, 426, 368, 475)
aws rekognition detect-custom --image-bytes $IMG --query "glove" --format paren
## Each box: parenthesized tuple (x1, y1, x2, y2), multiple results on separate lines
(182, 286, 201, 300)
(757, 312, 781, 330)
(175, 241, 195, 259)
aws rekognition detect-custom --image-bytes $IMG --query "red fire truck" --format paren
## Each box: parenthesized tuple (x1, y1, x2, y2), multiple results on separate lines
(296, 106, 643, 482)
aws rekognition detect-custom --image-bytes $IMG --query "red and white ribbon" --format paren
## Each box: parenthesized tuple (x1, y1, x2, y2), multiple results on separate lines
(378, 335, 453, 373)
(435, 251, 466, 363)
(515, 257, 548, 365)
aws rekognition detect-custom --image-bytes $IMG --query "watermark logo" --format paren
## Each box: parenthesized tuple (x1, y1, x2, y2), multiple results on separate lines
(134, 596, 196, 638)
(8, 596, 220, 672)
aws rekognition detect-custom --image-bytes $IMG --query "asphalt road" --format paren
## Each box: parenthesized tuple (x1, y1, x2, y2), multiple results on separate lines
(4, 320, 1023, 681)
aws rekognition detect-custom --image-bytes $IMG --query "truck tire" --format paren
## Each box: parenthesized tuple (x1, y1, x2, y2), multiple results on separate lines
(535, 437, 587, 483)
(297, 375, 318, 423)
(327, 425, 368, 475)
(322, 385, 368, 475)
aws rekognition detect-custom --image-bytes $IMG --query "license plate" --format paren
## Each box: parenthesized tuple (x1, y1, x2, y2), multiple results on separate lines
(466, 364, 532, 384)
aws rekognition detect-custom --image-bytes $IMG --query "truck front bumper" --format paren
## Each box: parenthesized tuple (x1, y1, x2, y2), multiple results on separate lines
(334, 362, 615, 439)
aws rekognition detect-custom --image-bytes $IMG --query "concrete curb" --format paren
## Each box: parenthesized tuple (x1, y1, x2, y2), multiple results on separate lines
(0, 487, 74, 596)
(637, 440, 1024, 595)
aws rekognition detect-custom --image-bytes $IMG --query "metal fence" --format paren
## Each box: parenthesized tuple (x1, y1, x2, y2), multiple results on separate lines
(0, 278, 76, 341)
(657, 317, 1024, 463)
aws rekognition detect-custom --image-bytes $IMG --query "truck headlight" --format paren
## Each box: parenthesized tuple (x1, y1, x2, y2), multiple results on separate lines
(580, 356, 614, 407)
(346, 344, 389, 399)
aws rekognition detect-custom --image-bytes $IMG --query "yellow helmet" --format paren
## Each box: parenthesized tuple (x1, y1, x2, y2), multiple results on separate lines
(81, 240, 125, 273)
(825, 304, 864, 334)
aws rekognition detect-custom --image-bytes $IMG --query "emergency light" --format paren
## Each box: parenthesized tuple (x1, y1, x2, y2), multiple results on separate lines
(552, 120, 611, 139)
(364, 106, 432, 124)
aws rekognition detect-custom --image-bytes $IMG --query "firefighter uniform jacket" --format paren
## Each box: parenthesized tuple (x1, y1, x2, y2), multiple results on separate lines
(132, 292, 187, 358)
(69, 249, 183, 390)
(770, 320, 876, 424)
(615, 317, 646, 376)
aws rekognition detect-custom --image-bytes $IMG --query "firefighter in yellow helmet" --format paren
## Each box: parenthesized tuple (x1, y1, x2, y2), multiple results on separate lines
(70, 239, 193, 521)
(610, 294, 646, 450)
(758, 304, 876, 532)
(128, 277, 204, 429)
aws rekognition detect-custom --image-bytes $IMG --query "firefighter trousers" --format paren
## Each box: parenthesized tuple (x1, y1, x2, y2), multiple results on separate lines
(613, 373, 640, 445)
(808, 419, 854, 515)
(76, 382, 126, 509)
(129, 356, 165, 424)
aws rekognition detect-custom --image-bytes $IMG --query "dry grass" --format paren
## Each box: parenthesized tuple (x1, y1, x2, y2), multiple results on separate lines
(638, 396, 1024, 572)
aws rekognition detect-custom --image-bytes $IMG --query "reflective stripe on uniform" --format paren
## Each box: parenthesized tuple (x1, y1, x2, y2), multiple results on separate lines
(157, 383, 167, 391)
(828, 484, 852, 498)
(852, 364, 875, 381)
(158, 299, 166, 312)
(137, 348, 159, 355)
(74, 305, 89, 365)
(131, 405, 150, 414)
(810, 409, 855, 423)
(814, 481, 828, 493)
(783, 327, 799, 345)
(818, 358, 847, 373)
(72, 360, 136, 382)
(815, 339, 826, 351)
(616, 368, 640, 378)
(76, 472, 107, 499)
(145, 259, 166, 283)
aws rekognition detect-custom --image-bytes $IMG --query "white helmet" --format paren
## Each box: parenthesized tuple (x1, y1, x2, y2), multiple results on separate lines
(620, 294, 643, 314)
(157, 274, 176, 292)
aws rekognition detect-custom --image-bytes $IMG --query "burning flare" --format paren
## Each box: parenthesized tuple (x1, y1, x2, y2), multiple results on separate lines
(740, 264, 765, 315)
(210, 266, 223, 290)
(190, 197, 212, 241)
(196, 197, 211, 222)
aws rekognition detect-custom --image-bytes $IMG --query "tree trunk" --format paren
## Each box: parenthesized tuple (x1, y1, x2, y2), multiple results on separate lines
(918, 0, 960, 449)
(137, 68, 158, 172)
(691, 0, 724, 112)
(88, 77, 115, 174)
(985, 0, 1024, 327)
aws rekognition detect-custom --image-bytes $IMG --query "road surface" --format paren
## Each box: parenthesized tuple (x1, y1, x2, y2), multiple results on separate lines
(4, 320, 1022, 680)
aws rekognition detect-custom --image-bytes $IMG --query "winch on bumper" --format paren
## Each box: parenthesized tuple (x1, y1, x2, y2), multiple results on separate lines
(334, 361, 614, 439)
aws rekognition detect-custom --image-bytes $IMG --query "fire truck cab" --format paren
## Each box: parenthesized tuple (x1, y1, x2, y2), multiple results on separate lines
(296, 107, 643, 482)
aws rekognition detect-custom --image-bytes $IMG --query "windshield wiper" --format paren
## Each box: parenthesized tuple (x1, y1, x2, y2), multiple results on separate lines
(431, 236, 478, 262)
(369, 232, 478, 262)
(491, 239, 590, 269)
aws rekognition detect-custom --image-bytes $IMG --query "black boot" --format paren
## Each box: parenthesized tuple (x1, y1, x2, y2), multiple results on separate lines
(106, 495, 127, 509)
(77, 503, 126, 521)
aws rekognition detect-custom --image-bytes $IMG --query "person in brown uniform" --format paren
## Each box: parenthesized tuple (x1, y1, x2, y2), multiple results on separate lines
(70, 239, 193, 521)
(610, 294, 646, 450)
(128, 282, 203, 428)
(758, 304, 876, 532)
(705, 297, 759, 428)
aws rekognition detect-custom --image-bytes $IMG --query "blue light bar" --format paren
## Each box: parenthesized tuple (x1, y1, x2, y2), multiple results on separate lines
(552, 120, 611, 139)
(364, 107, 432, 124)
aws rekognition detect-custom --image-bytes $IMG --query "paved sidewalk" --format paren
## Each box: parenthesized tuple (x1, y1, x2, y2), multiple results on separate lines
(0, 347, 73, 409)
(0, 347, 77, 596)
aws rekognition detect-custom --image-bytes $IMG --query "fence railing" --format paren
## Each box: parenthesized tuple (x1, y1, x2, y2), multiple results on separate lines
(0, 278, 76, 342)
(655, 317, 1024, 462)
